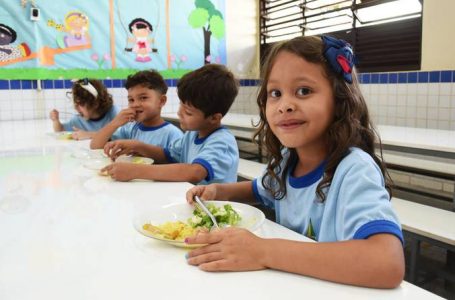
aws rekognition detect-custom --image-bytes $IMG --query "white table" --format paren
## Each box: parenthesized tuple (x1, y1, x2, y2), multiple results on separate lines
(164, 113, 455, 157)
(0, 119, 441, 299)
(378, 125, 455, 158)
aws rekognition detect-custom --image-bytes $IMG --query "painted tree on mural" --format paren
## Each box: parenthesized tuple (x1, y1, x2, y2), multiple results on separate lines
(188, 0, 225, 64)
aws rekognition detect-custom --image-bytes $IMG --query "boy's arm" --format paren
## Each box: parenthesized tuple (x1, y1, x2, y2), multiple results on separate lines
(49, 109, 64, 132)
(138, 163, 207, 183)
(103, 162, 208, 183)
(90, 108, 136, 149)
(90, 121, 121, 149)
(52, 120, 64, 132)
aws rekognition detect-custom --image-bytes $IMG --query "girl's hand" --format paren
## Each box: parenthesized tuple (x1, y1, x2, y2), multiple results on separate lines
(100, 162, 138, 181)
(185, 227, 267, 271)
(104, 140, 139, 160)
(186, 184, 218, 204)
(71, 127, 91, 140)
(112, 108, 136, 127)
(49, 109, 59, 121)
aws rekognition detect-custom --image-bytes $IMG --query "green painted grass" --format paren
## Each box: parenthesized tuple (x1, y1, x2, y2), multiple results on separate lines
(0, 68, 192, 80)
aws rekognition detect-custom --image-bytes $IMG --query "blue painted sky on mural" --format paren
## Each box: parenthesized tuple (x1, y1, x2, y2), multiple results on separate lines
(0, 0, 226, 71)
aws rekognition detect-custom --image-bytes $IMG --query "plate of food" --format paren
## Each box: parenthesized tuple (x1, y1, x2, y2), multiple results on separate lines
(117, 156, 154, 165)
(83, 155, 154, 173)
(133, 201, 265, 248)
(47, 131, 73, 140)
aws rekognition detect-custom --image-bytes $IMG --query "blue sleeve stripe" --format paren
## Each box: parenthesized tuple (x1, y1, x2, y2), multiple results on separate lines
(192, 158, 214, 182)
(353, 220, 404, 245)
(163, 148, 177, 163)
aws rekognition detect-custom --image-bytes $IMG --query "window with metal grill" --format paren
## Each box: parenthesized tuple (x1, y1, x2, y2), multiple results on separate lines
(260, 0, 423, 72)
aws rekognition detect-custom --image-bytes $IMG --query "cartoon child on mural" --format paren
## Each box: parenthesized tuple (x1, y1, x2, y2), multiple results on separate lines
(127, 18, 155, 62)
(50, 11, 90, 48)
(0, 23, 31, 62)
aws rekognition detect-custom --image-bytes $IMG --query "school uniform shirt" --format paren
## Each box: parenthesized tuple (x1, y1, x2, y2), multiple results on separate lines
(62, 106, 119, 131)
(163, 127, 239, 184)
(112, 121, 183, 149)
(253, 147, 403, 243)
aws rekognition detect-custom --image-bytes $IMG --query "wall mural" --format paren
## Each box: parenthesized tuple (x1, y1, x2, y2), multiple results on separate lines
(0, 0, 226, 79)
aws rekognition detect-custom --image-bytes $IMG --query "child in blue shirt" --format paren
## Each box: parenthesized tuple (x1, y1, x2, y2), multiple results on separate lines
(101, 64, 239, 184)
(90, 70, 182, 150)
(184, 36, 405, 289)
(49, 78, 119, 140)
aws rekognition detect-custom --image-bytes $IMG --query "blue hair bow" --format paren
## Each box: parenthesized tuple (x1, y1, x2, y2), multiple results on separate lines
(322, 36, 356, 84)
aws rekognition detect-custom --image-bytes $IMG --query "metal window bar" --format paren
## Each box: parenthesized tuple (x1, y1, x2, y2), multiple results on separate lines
(353, 11, 421, 26)
(263, 12, 351, 35)
(302, 0, 351, 11)
(260, 0, 422, 43)
(263, 8, 350, 32)
(261, 0, 352, 43)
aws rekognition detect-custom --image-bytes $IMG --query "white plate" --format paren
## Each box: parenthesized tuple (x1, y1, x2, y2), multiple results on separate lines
(47, 131, 73, 140)
(82, 155, 154, 171)
(116, 155, 154, 165)
(133, 201, 265, 248)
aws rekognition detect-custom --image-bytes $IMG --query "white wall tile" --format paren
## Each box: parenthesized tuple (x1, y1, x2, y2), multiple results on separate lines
(416, 95, 427, 107)
(405, 95, 416, 106)
(427, 108, 438, 119)
(417, 83, 428, 95)
(407, 83, 417, 95)
(416, 119, 427, 127)
(439, 95, 450, 108)
(397, 84, 407, 95)
(405, 118, 416, 127)
(427, 83, 439, 96)
(427, 119, 438, 128)
(438, 108, 450, 121)
(439, 83, 452, 95)
(416, 107, 427, 119)
(437, 121, 449, 130)
(427, 95, 439, 107)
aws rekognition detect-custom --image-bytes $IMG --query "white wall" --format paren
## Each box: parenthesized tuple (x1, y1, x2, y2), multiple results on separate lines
(225, 0, 260, 78)
(421, 0, 455, 70)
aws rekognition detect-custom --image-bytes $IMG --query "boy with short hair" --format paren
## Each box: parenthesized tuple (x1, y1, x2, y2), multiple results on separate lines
(90, 70, 182, 150)
(101, 64, 240, 184)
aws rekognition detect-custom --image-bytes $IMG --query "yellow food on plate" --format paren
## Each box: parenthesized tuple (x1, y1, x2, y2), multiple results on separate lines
(57, 132, 73, 140)
(143, 221, 199, 241)
(131, 157, 145, 164)
(98, 169, 109, 176)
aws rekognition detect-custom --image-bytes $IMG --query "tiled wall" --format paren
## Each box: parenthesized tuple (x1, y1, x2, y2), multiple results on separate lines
(1, 71, 455, 130)
(358, 70, 455, 130)
(0, 78, 258, 123)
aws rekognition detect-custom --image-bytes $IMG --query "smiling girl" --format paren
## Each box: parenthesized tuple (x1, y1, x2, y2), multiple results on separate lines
(184, 35, 405, 288)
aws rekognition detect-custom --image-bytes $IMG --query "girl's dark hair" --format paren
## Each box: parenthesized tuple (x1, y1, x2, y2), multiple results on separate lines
(0, 23, 17, 43)
(72, 79, 113, 116)
(254, 35, 392, 201)
(128, 18, 153, 33)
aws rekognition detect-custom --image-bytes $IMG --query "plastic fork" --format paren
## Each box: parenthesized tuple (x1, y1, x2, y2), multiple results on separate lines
(194, 195, 220, 230)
